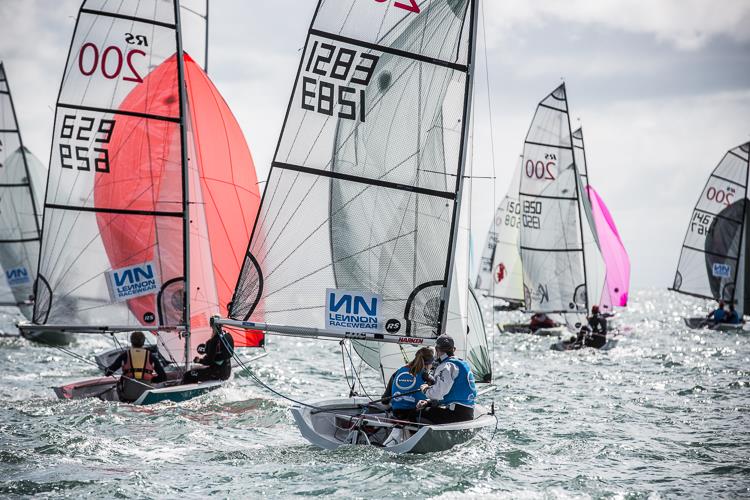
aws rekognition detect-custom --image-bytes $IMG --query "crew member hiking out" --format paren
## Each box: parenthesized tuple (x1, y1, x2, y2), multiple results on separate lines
(415, 335, 477, 424)
(105, 331, 166, 402)
(182, 327, 235, 383)
(565, 305, 608, 349)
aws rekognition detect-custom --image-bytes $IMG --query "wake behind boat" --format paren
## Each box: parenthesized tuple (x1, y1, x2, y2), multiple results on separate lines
(19, 0, 263, 404)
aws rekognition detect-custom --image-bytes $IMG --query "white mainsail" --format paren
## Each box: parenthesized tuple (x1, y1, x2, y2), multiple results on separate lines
(0, 63, 44, 318)
(475, 157, 524, 306)
(226, 0, 487, 385)
(518, 84, 604, 323)
(672, 142, 750, 315)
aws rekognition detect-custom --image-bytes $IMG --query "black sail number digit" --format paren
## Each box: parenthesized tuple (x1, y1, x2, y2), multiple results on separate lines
(58, 113, 115, 174)
(300, 40, 379, 123)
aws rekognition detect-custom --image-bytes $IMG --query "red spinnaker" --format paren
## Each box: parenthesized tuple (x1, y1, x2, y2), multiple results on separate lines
(94, 54, 262, 347)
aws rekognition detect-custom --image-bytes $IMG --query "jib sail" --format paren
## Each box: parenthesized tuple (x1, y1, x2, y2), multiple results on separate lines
(672, 142, 750, 314)
(31, 0, 261, 354)
(0, 63, 44, 318)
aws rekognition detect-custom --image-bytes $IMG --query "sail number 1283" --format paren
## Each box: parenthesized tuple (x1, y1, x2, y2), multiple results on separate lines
(301, 41, 380, 122)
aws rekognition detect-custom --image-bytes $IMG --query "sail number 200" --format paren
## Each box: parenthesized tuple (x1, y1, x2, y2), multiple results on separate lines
(301, 42, 380, 122)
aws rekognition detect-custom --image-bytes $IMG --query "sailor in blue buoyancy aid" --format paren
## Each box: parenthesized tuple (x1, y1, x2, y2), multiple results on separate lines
(383, 347, 435, 421)
(416, 335, 477, 424)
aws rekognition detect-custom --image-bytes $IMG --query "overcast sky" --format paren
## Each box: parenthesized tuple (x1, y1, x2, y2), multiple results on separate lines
(1, 0, 749, 290)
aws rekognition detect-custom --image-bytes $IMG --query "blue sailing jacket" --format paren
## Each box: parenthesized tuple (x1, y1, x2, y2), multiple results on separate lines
(390, 366, 428, 410)
(440, 357, 477, 407)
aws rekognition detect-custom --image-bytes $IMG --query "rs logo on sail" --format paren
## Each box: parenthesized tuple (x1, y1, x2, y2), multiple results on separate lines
(325, 288, 383, 332)
(5, 266, 30, 287)
(106, 261, 160, 302)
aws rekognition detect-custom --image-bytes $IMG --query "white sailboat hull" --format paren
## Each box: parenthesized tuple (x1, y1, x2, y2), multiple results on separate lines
(290, 397, 495, 454)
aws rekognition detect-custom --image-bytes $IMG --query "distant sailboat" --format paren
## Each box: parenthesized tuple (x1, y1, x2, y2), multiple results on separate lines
(517, 84, 606, 335)
(573, 127, 630, 313)
(475, 157, 524, 310)
(0, 62, 54, 341)
(19, 0, 262, 404)
(672, 141, 750, 331)
(213, 0, 495, 453)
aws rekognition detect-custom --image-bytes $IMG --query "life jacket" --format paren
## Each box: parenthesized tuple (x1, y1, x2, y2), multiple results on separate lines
(390, 366, 428, 410)
(438, 357, 477, 407)
(122, 348, 154, 381)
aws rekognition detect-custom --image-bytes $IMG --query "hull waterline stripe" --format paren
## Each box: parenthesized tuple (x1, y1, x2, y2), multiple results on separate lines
(273, 161, 456, 200)
(308, 28, 468, 73)
(683, 244, 739, 260)
(57, 103, 180, 123)
(79, 8, 177, 30)
(524, 140, 573, 150)
(45, 203, 184, 218)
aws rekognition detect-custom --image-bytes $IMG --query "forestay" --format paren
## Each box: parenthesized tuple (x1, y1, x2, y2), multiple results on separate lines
(31, 0, 262, 356)
(475, 157, 524, 305)
(229, 0, 479, 366)
(519, 84, 604, 317)
(0, 63, 44, 317)
(672, 142, 750, 314)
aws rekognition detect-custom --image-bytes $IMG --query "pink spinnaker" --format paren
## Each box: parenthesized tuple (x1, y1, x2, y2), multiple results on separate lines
(586, 186, 630, 308)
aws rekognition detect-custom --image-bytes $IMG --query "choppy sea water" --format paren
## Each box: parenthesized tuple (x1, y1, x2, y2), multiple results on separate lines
(0, 289, 748, 499)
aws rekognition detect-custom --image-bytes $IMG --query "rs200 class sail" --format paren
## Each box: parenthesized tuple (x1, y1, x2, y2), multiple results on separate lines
(672, 142, 750, 315)
(518, 84, 605, 326)
(0, 63, 44, 321)
(25, 0, 261, 362)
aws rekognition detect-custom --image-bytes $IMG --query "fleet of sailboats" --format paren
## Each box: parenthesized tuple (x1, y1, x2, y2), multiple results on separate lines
(0, 0, 740, 457)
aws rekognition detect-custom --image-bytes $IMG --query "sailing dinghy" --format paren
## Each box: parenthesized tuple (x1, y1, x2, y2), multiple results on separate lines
(0, 63, 68, 344)
(212, 0, 495, 453)
(671, 142, 750, 332)
(516, 84, 618, 349)
(19, 0, 262, 404)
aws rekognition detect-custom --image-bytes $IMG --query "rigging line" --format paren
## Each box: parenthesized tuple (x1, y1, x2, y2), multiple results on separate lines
(344, 340, 372, 400)
(481, 0, 497, 386)
(340, 341, 356, 397)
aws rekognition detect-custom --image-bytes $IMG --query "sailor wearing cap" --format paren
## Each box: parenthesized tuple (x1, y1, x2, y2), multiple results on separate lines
(415, 335, 477, 424)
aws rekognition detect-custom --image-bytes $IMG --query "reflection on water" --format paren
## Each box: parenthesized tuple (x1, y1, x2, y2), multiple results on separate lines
(0, 290, 749, 498)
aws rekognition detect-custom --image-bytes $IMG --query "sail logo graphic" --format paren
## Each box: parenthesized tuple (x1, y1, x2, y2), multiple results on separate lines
(712, 263, 732, 278)
(325, 288, 382, 332)
(106, 261, 160, 302)
(5, 266, 30, 287)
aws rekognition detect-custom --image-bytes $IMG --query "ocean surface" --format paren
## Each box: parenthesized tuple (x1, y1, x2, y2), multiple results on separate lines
(0, 289, 748, 499)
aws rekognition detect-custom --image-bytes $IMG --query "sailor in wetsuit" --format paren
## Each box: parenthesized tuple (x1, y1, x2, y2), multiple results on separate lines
(565, 305, 608, 349)
(723, 304, 741, 325)
(182, 327, 235, 383)
(415, 335, 477, 424)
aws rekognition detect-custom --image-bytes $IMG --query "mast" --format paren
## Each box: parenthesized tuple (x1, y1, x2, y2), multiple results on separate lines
(439, 0, 479, 335)
(174, 0, 192, 370)
(1, 63, 42, 243)
(563, 86, 590, 314)
(204, 0, 209, 73)
(732, 143, 750, 316)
